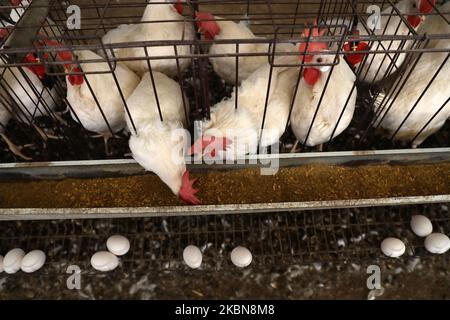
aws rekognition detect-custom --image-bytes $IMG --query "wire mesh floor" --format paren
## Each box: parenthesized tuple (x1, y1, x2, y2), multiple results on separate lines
(0, 203, 449, 277)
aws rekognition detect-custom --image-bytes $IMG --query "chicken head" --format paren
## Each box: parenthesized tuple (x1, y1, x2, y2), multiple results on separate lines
(39, 39, 84, 86)
(408, 0, 436, 28)
(0, 27, 80, 86)
(195, 11, 221, 40)
(299, 22, 331, 86)
(179, 170, 200, 205)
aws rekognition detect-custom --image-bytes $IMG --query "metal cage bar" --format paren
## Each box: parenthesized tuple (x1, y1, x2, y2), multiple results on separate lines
(0, 0, 447, 163)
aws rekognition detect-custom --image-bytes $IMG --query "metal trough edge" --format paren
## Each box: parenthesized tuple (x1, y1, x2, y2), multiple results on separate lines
(0, 195, 448, 221)
(0, 148, 448, 220)
(0, 148, 449, 180)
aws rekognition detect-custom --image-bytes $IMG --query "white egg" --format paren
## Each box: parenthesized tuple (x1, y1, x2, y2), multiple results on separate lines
(3, 248, 25, 274)
(424, 233, 450, 254)
(0, 255, 3, 273)
(106, 235, 130, 256)
(21, 250, 46, 273)
(90, 251, 119, 272)
(183, 245, 202, 269)
(381, 238, 405, 258)
(410, 215, 433, 237)
(230, 246, 252, 268)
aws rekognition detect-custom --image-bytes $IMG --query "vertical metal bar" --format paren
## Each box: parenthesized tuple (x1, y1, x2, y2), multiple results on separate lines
(73, 55, 116, 137)
(390, 52, 450, 142)
(411, 97, 449, 146)
(234, 43, 239, 109)
(91, 0, 111, 36)
(143, 46, 164, 122)
(257, 51, 275, 151)
(173, 45, 190, 126)
(290, 0, 301, 38)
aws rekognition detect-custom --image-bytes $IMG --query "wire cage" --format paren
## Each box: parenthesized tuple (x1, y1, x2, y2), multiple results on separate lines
(0, 2, 449, 290)
(0, 0, 448, 164)
(0, 203, 448, 275)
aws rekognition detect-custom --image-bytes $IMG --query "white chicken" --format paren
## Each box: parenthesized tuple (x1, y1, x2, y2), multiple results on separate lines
(125, 71, 199, 204)
(0, 59, 59, 122)
(331, 0, 435, 83)
(190, 55, 299, 160)
(102, 0, 194, 77)
(372, 1, 450, 147)
(290, 25, 357, 149)
(0, 27, 61, 159)
(196, 11, 298, 84)
(0, 97, 32, 160)
(66, 50, 140, 154)
(9, 0, 30, 22)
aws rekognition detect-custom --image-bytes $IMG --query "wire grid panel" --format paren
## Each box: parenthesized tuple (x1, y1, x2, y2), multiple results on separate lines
(0, 0, 448, 163)
(0, 203, 448, 276)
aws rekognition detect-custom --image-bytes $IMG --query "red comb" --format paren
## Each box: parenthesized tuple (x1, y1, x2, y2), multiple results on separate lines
(343, 42, 369, 66)
(66, 65, 84, 86)
(22, 53, 46, 79)
(179, 170, 201, 205)
(0, 27, 12, 39)
(299, 20, 328, 63)
(188, 136, 231, 158)
(175, 0, 183, 15)
(195, 11, 220, 40)
(37, 38, 84, 86)
(420, 0, 435, 13)
(10, 0, 22, 6)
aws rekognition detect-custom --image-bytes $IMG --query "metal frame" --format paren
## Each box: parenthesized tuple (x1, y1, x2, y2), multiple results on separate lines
(0, 0, 448, 163)
(1, 203, 449, 274)
(0, 0, 448, 220)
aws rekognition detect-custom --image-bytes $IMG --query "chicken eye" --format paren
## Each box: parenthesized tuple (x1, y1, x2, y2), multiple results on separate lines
(317, 57, 323, 63)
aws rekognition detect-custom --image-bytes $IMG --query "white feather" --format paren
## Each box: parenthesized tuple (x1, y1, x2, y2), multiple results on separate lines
(328, 0, 424, 83)
(373, 3, 450, 147)
(126, 71, 189, 195)
(202, 56, 299, 159)
(290, 54, 357, 147)
(66, 50, 140, 135)
(0, 61, 59, 124)
(209, 15, 298, 84)
(102, 0, 194, 77)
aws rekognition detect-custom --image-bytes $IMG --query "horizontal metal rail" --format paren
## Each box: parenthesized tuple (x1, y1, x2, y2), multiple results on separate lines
(0, 148, 449, 220)
(0, 195, 448, 221)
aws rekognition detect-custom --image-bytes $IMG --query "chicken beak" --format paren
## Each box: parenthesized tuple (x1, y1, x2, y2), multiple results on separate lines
(319, 65, 331, 73)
